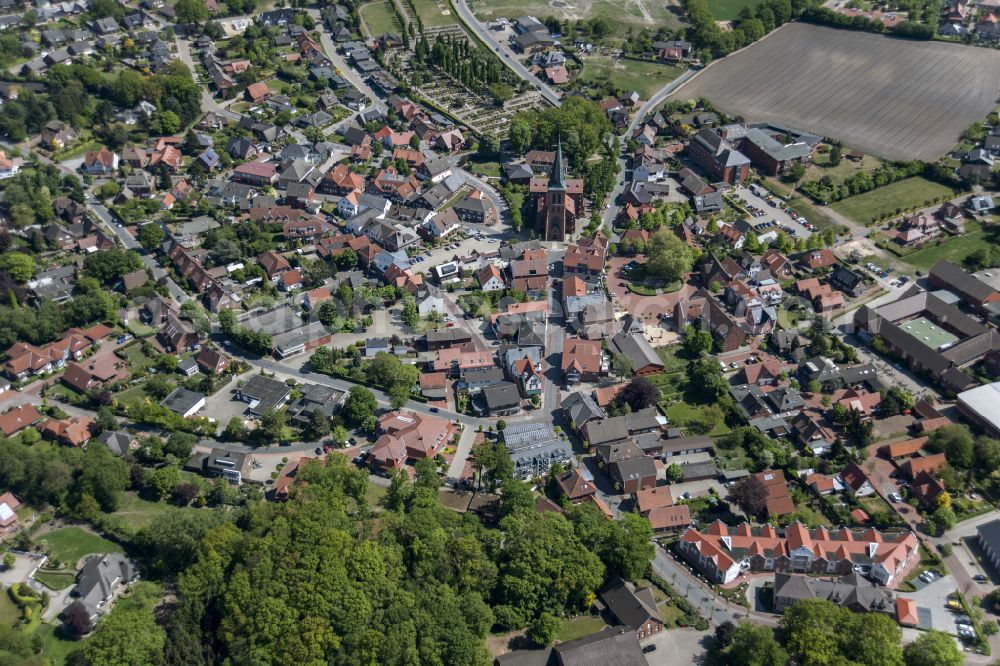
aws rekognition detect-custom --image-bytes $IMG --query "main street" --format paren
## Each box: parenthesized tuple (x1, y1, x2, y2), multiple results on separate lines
(450, 0, 562, 106)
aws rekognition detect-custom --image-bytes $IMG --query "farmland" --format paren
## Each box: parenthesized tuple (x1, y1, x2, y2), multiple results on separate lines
(666, 23, 1000, 161)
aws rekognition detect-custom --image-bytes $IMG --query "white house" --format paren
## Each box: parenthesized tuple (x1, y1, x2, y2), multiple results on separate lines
(417, 288, 446, 317)
(337, 191, 361, 218)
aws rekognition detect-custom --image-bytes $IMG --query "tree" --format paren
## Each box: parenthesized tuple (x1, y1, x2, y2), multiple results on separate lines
(343, 386, 378, 427)
(929, 506, 956, 535)
(83, 605, 165, 666)
(146, 465, 181, 500)
(646, 227, 695, 283)
(731, 475, 768, 517)
(611, 352, 633, 378)
(401, 298, 419, 327)
(478, 133, 500, 158)
(683, 324, 712, 356)
(172, 482, 200, 505)
(665, 463, 683, 483)
(0, 252, 34, 282)
(388, 383, 410, 410)
(222, 416, 247, 441)
(95, 406, 118, 433)
(138, 223, 164, 251)
(929, 424, 974, 469)
(616, 377, 660, 411)
(903, 629, 963, 666)
(2, 552, 14, 570)
(330, 425, 349, 446)
(308, 410, 332, 440)
(258, 408, 286, 442)
(61, 601, 93, 637)
(527, 612, 561, 646)
(721, 622, 788, 666)
(164, 431, 198, 459)
(472, 440, 514, 492)
(175, 0, 209, 22)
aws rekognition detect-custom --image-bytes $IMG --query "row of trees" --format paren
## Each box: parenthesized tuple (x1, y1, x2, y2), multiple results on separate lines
(711, 600, 962, 666)
(683, 0, 813, 61)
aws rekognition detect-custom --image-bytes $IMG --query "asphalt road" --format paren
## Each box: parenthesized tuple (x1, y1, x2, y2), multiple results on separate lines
(602, 68, 699, 232)
(450, 0, 561, 106)
(85, 197, 188, 302)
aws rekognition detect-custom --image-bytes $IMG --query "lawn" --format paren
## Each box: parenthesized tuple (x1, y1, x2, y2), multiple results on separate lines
(659, 602, 686, 627)
(33, 570, 77, 591)
(553, 615, 606, 642)
(898, 228, 987, 271)
(114, 384, 150, 408)
(786, 195, 840, 233)
(365, 483, 388, 508)
(578, 55, 685, 99)
(469, 0, 682, 36)
(122, 343, 156, 374)
(664, 402, 730, 436)
(707, 0, 763, 19)
(359, 0, 401, 38)
(0, 590, 20, 625)
(38, 527, 122, 567)
(113, 492, 209, 530)
(35, 623, 87, 666)
(830, 177, 957, 225)
(411, 0, 458, 27)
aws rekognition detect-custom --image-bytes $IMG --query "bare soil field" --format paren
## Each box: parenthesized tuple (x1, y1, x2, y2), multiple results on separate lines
(667, 23, 1000, 161)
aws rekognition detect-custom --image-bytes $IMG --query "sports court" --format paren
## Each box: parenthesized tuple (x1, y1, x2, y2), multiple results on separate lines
(901, 317, 958, 350)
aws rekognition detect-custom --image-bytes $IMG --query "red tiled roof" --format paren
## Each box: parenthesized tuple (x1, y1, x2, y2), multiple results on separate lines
(0, 404, 42, 436)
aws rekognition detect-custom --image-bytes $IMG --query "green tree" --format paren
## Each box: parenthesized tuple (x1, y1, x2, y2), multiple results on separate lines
(175, 0, 209, 23)
(388, 383, 410, 409)
(721, 622, 788, 666)
(665, 463, 683, 483)
(164, 432, 198, 459)
(527, 612, 561, 646)
(401, 298, 419, 327)
(682, 324, 713, 356)
(929, 424, 974, 469)
(646, 225, 694, 283)
(84, 605, 165, 666)
(903, 629, 963, 666)
(223, 416, 247, 441)
(138, 223, 165, 251)
(146, 465, 181, 500)
(0, 252, 34, 282)
(473, 440, 514, 492)
(343, 386, 378, 427)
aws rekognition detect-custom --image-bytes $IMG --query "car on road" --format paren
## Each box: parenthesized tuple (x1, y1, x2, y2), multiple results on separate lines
(315, 447, 323, 455)
(919, 571, 937, 583)
(429, 407, 440, 413)
(974, 574, 989, 583)
(642, 645, 656, 654)
(888, 492, 902, 502)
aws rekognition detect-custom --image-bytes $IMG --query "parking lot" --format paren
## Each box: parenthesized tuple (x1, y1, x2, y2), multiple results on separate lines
(729, 185, 813, 239)
(419, 227, 507, 271)
(902, 574, 959, 635)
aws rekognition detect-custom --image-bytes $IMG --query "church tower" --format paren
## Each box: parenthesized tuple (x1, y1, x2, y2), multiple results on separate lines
(544, 138, 570, 241)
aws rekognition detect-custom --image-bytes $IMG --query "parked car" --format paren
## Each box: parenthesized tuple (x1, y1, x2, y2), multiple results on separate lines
(947, 599, 963, 611)
(889, 492, 902, 502)
(974, 574, 989, 583)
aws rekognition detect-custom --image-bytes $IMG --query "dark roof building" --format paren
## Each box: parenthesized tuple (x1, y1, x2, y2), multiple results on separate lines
(599, 578, 664, 639)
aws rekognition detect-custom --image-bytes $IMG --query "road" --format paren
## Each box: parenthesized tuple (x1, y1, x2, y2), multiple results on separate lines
(308, 8, 385, 112)
(86, 197, 188, 303)
(651, 546, 779, 628)
(450, 0, 561, 106)
(602, 68, 699, 233)
(173, 36, 242, 120)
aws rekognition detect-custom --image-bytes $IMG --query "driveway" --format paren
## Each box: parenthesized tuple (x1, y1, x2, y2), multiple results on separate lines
(0, 552, 46, 586)
(641, 627, 712, 665)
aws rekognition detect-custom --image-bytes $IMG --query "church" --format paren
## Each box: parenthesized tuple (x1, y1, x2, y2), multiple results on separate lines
(528, 139, 585, 242)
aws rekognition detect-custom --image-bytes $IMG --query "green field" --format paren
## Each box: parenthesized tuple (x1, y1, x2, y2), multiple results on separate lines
(113, 493, 211, 530)
(898, 226, 986, 270)
(360, 1, 402, 37)
(467, 0, 682, 36)
(707, 0, 764, 20)
(554, 615, 606, 642)
(412, 0, 458, 27)
(38, 527, 122, 567)
(579, 56, 685, 99)
(664, 402, 731, 437)
(0, 590, 20, 626)
(829, 177, 956, 225)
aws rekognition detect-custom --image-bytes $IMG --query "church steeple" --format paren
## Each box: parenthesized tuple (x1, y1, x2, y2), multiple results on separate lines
(548, 136, 566, 191)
